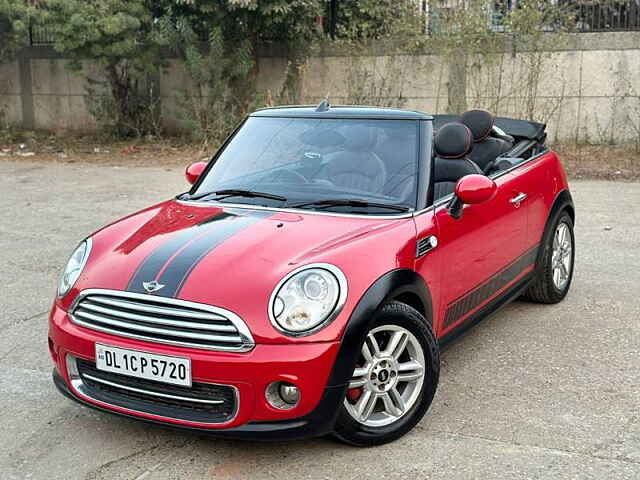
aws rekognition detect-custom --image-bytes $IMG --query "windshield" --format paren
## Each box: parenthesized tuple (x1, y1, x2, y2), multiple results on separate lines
(192, 116, 420, 214)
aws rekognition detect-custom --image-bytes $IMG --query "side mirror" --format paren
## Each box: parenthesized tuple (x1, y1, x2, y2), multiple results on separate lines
(447, 174, 497, 219)
(185, 161, 207, 185)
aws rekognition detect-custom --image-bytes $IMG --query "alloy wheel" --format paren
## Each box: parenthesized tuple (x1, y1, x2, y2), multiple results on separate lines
(551, 222, 573, 290)
(344, 325, 425, 427)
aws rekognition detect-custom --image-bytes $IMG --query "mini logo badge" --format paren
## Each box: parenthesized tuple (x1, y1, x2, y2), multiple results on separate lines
(142, 280, 165, 294)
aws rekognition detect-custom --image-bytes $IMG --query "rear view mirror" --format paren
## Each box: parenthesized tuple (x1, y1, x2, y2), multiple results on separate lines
(448, 174, 497, 219)
(185, 161, 208, 185)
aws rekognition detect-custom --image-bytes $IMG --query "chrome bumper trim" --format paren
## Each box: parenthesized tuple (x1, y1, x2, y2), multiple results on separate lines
(66, 355, 239, 426)
(81, 373, 224, 405)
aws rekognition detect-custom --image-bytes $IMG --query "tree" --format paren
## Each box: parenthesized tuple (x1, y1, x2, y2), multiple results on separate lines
(225, 0, 322, 103)
(0, 0, 33, 62)
(328, 0, 422, 40)
(154, 0, 322, 143)
(153, 2, 253, 145)
(426, 0, 576, 117)
(161, 0, 322, 104)
(330, 0, 423, 108)
(43, 0, 165, 136)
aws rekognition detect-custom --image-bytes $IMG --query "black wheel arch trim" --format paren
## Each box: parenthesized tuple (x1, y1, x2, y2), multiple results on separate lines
(534, 189, 575, 272)
(326, 268, 433, 388)
(550, 189, 574, 225)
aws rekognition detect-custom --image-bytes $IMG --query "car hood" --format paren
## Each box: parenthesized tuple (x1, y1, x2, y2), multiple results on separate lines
(69, 200, 416, 343)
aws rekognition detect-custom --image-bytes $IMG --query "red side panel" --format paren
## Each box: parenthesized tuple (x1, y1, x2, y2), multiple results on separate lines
(509, 150, 567, 250)
(429, 172, 528, 336)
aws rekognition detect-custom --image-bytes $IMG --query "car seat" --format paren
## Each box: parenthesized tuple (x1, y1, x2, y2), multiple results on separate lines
(433, 122, 483, 200)
(460, 109, 513, 173)
(325, 125, 387, 194)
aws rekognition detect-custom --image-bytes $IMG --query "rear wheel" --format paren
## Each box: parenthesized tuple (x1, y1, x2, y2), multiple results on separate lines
(523, 210, 575, 303)
(333, 302, 439, 446)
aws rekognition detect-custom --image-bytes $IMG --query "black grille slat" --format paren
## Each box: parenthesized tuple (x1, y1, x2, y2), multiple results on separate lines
(74, 309, 241, 340)
(75, 319, 237, 348)
(82, 300, 233, 329)
(87, 296, 228, 321)
(76, 359, 236, 423)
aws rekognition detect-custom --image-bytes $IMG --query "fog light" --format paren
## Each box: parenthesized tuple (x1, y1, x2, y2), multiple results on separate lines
(266, 381, 300, 410)
(279, 384, 300, 405)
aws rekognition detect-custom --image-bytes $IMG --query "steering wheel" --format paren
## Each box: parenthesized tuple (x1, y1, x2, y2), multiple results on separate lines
(263, 168, 309, 184)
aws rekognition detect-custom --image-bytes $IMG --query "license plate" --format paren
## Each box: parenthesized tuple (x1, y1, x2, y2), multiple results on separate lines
(95, 344, 192, 387)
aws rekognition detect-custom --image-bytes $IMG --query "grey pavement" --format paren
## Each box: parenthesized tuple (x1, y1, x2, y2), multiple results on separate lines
(1, 159, 639, 479)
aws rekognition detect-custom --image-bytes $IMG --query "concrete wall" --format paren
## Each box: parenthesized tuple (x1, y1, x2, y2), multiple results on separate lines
(0, 60, 22, 128)
(0, 51, 98, 131)
(2, 32, 640, 144)
(288, 32, 640, 144)
(30, 58, 98, 130)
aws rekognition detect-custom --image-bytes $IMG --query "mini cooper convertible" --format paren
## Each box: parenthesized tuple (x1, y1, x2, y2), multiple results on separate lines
(49, 104, 575, 446)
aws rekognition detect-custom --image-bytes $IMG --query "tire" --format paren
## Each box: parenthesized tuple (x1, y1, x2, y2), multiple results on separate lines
(522, 210, 575, 304)
(332, 301, 440, 447)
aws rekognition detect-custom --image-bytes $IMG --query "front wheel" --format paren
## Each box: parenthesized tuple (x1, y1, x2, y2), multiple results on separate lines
(333, 302, 439, 446)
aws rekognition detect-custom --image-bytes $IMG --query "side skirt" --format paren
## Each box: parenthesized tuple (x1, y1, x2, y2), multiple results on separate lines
(438, 272, 534, 347)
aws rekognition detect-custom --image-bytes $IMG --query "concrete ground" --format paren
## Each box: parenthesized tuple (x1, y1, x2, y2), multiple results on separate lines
(1, 159, 639, 480)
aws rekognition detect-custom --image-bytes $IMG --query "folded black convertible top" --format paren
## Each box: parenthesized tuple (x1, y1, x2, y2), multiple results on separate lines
(433, 114, 546, 142)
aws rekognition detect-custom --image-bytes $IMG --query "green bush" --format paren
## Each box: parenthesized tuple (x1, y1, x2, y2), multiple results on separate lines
(0, 0, 33, 62)
(156, 0, 321, 145)
(42, 0, 165, 138)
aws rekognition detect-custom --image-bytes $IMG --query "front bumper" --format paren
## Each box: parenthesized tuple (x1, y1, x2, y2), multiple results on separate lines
(49, 303, 345, 440)
(52, 369, 346, 440)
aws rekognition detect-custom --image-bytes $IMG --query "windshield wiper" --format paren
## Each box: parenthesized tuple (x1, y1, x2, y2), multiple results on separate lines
(187, 189, 287, 202)
(288, 199, 410, 212)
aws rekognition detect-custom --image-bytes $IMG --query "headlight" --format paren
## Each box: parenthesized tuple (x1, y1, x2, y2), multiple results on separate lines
(57, 238, 92, 298)
(269, 264, 347, 336)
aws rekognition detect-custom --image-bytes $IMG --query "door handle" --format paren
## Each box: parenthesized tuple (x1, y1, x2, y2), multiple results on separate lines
(510, 192, 527, 204)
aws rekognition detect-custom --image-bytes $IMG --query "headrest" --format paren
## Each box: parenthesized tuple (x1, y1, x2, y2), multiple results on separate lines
(461, 109, 494, 141)
(434, 122, 473, 159)
(344, 125, 377, 151)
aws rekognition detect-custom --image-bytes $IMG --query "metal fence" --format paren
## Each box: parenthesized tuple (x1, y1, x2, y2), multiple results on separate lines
(23, 1, 640, 46)
(562, 0, 640, 31)
(29, 24, 56, 45)
(426, 0, 640, 35)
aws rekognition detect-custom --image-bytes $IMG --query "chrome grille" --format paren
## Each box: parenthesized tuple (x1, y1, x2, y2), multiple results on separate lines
(70, 289, 254, 352)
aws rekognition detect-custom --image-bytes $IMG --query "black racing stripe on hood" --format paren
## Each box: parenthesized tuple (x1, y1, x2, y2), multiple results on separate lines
(153, 210, 271, 298)
(126, 212, 225, 293)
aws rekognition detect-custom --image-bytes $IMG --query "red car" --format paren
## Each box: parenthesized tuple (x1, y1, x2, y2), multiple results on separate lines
(49, 105, 575, 446)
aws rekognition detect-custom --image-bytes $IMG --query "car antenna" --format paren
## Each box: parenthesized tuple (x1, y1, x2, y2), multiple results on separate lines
(316, 94, 330, 112)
